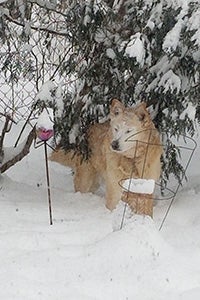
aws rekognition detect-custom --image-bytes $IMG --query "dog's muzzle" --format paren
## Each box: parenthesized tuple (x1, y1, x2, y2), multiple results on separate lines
(111, 140, 120, 151)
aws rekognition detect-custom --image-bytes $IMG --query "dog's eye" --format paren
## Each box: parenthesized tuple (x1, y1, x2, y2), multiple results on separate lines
(126, 130, 131, 134)
(114, 128, 119, 132)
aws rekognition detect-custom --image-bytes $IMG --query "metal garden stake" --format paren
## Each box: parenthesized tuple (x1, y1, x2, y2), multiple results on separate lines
(36, 109, 54, 225)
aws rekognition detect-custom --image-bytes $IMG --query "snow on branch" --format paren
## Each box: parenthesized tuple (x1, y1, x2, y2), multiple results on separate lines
(124, 33, 146, 67)
(188, 7, 200, 48)
(162, 19, 184, 54)
(159, 70, 181, 93)
(36, 81, 56, 103)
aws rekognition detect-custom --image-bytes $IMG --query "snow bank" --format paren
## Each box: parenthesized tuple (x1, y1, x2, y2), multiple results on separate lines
(1, 125, 200, 300)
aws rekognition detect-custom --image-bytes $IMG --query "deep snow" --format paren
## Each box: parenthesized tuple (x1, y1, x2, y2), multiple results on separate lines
(0, 124, 200, 300)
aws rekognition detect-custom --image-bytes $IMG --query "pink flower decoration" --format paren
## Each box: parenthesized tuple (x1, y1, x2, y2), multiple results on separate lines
(37, 127, 54, 141)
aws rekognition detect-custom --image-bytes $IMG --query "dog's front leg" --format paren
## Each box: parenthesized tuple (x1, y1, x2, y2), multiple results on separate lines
(105, 169, 124, 210)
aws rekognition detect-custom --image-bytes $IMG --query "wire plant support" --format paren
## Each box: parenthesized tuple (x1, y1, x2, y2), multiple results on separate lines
(118, 129, 197, 231)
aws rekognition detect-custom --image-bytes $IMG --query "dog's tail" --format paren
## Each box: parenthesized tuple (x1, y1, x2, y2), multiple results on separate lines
(49, 148, 80, 169)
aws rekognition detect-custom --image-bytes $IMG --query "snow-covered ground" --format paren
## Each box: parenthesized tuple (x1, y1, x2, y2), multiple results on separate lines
(0, 124, 200, 300)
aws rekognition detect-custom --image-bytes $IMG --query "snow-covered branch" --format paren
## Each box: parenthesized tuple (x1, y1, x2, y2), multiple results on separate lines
(0, 126, 36, 174)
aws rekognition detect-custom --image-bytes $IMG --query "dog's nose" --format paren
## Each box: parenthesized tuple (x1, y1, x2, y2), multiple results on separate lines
(111, 140, 120, 151)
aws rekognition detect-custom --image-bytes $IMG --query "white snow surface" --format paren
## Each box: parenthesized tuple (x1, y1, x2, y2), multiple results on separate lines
(1, 125, 200, 299)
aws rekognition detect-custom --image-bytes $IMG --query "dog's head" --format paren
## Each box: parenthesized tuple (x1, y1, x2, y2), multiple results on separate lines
(109, 99, 153, 153)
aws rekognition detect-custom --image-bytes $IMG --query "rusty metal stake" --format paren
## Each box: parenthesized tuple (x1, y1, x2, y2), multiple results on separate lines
(44, 141, 53, 225)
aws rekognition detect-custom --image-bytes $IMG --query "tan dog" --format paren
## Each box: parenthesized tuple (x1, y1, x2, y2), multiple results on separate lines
(50, 99, 163, 210)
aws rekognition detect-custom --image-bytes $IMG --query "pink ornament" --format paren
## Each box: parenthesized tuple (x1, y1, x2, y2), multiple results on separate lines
(37, 127, 54, 141)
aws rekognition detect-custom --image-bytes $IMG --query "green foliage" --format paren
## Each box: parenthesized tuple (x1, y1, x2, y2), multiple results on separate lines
(161, 139, 186, 190)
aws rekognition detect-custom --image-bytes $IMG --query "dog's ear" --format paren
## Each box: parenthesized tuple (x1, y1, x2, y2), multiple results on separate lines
(110, 99, 124, 116)
(134, 102, 149, 122)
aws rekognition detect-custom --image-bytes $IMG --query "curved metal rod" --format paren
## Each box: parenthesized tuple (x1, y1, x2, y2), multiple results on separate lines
(119, 131, 197, 230)
(119, 179, 176, 201)
(126, 128, 197, 150)
(158, 137, 197, 231)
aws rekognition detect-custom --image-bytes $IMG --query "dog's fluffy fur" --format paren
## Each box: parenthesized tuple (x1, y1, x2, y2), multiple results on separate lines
(50, 99, 163, 210)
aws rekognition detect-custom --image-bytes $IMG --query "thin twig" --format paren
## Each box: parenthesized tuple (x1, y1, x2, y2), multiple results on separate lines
(14, 102, 38, 147)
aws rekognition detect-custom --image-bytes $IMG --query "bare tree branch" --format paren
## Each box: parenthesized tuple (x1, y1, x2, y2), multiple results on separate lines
(4, 13, 69, 37)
